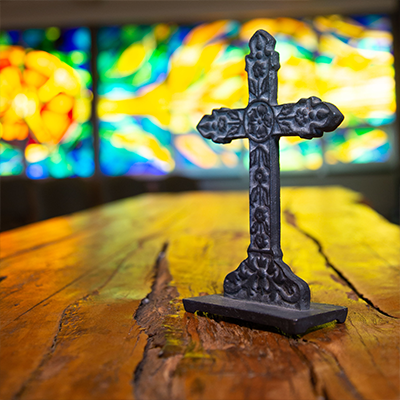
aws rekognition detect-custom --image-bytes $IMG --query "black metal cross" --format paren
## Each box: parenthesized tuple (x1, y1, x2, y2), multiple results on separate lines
(183, 30, 347, 334)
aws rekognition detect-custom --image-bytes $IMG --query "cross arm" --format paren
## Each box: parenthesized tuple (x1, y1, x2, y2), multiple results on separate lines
(272, 97, 344, 139)
(197, 108, 246, 144)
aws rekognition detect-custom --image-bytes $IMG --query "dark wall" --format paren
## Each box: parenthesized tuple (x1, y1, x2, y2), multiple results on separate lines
(0, 176, 200, 231)
(2, 0, 396, 29)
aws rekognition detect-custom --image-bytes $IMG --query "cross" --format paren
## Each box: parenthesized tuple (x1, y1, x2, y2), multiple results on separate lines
(197, 30, 344, 311)
(183, 30, 347, 334)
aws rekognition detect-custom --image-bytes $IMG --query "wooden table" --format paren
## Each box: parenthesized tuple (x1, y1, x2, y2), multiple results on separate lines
(1, 187, 399, 400)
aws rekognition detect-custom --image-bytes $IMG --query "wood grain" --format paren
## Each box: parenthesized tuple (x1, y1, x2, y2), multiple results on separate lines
(0, 194, 186, 400)
(1, 188, 399, 400)
(283, 187, 400, 317)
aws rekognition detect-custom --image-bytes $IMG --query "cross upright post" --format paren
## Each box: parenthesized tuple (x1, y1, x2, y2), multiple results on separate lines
(183, 30, 348, 335)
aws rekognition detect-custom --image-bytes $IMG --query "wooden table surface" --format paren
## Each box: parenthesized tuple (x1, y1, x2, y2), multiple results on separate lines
(1, 187, 399, 400)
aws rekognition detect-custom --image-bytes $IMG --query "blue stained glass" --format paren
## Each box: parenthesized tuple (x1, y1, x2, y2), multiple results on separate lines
(27, 163, 49, 179)
(352, 15, 389, 30)
(72, 28, 91, 51)
(23, 29, 45, 47)
(8, 30, 20, 44)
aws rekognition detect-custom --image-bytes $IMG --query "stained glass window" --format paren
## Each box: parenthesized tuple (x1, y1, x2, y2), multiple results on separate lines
(97, 16, 395, 176)
(1, 16, 395, 179)
(97, 22, 247, 177)
(313, 15, 395, 167)
(0, 27, 94, 178)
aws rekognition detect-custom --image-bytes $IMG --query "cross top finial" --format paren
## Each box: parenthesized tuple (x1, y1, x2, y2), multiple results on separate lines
(246, 30, 280, 104)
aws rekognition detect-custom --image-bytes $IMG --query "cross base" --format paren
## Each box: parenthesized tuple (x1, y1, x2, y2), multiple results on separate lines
(183, 295, 348, 336)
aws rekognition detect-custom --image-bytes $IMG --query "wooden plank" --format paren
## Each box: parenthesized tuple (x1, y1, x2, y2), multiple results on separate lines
(132, 190, 400, 400)
(0, 194, 184, 324)
(3, 240, 158, 400)
(1, 189, 399, 400)
(282, 186, 400, 318)
(0, 194, 191, 400)
(0, 194, 180, 260)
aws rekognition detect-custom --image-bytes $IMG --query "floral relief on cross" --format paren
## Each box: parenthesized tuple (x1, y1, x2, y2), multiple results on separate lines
(245, 102, 274, 142)
(249, 145, 270, 250)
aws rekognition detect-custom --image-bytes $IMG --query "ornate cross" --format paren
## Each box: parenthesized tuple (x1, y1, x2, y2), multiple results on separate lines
(183, 30, 348, 335)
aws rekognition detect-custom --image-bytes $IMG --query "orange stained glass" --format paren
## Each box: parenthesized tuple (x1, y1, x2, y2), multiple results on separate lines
(0, 47, 82, 144)
(0, 27, 94, 178)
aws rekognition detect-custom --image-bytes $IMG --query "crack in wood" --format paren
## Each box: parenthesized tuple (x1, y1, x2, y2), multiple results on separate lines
(289, 339, 365, 400)
(305, 339, 365, 400)
(283, 209, 397, 320)
(347, 318, 399, 392)
(6, 269, 95, 328)
(288, 339, 322, 399)
(133, 241, 189, 400)
(11, 242, 150, 400)
(12, 301, 80, 400)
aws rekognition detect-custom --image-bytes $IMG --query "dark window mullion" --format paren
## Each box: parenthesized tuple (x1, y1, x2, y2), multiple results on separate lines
(90, 26, 101, 179)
